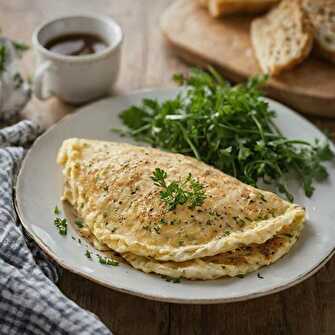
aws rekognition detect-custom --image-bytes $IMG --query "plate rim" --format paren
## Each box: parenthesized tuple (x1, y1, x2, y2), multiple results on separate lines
(15, 87, 335, 304)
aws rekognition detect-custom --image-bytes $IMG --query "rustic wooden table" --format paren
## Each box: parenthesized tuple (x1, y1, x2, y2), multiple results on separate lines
(3, 1, 335, 334)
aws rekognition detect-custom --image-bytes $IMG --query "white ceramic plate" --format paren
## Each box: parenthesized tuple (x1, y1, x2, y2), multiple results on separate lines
(16, 88, 335, 304)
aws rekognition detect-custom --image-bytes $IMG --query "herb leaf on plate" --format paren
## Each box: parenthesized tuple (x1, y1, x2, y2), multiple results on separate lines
(116, 67, 334, 200)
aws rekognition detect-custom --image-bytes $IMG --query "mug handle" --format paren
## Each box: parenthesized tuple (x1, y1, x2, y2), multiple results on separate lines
(33, 61, 53, 100)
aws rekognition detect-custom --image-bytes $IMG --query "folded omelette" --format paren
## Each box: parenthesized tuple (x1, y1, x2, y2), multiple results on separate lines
(57, 138, 305, 280)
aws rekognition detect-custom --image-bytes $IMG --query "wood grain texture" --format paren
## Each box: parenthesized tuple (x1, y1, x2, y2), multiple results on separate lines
(161, 0, 335, 117)
(2, 0, 335, 334)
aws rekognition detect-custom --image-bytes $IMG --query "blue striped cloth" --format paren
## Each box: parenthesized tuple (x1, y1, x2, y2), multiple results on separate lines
(0, 122, 113, 334)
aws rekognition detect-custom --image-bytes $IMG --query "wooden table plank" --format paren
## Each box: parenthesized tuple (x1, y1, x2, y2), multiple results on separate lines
(2, 1, 335, 334)
(58, 271, 170, 334)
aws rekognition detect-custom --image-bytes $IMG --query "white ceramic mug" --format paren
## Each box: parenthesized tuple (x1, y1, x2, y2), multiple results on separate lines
(32, 15, 123, 104)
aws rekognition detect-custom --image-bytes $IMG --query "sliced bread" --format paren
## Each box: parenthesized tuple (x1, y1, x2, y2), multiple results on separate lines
(302, 0, 335, 63)
(207, 0, 279, 17)
(251, 0, 314, 75)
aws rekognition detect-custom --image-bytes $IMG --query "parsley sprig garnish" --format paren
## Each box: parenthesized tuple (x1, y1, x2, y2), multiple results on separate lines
(85, 250, 92, 259)
(53, 206, 67, 235)
(161, 275, 181, 283)
(117, 67, 334, 201)
(97, 255, 119, 266)
(54, 206, 60, 215)
(54, 217, 67, 235)
(74, 219, 84, 228)
(151, 168, 206, 210)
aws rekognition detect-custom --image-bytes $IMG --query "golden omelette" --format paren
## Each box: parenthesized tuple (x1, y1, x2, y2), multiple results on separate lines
(121, 219, 303, 279)
(57, 138, 305, 278)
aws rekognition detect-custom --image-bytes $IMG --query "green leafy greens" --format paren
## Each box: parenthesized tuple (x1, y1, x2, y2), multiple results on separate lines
(116, 68, 334, 201)
(151, 168, 206, 210)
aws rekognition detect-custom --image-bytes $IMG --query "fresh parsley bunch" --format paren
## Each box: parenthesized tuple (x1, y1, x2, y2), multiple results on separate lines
(117, 67, 334, 201)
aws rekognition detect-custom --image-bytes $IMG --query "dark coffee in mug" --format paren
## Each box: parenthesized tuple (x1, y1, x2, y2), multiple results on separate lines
(45, 33, 108, 56)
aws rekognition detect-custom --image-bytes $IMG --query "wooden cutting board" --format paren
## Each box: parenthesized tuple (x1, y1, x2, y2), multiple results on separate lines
(160, 0, 335, 117)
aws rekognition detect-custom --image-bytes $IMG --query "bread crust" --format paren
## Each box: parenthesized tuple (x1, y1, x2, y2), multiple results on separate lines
(207, 0, 279, 17)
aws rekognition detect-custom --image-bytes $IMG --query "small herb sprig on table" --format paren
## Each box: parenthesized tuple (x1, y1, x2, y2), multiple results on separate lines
(116, 67, 334, 201)
(151, 168, 206, 210)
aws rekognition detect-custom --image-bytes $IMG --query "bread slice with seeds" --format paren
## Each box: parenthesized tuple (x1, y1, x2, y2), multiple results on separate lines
(251, 0, 314, 76)
(302, 0, 335, 64)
